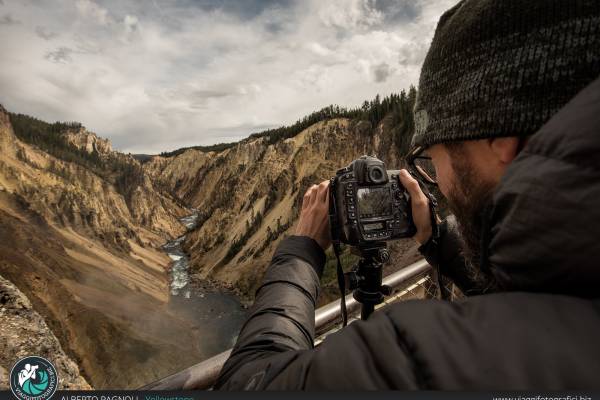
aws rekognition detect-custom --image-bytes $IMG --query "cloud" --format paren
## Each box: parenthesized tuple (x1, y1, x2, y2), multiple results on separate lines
(371, 62, 393, 83)
(35, 26, 58, 40)
(318, 0, 383, 31)
(76, 0, 111, 25)
(183, 0, 296, 21)
(123, 15, 138, 34)
(44, 47, 75, 64)
(374, 0, 422, 23)
(0, 0, 457, 153)
(0, 14, 19, 25)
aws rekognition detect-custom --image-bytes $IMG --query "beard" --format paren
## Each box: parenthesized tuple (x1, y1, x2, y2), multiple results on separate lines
(444, 147, 498, 291)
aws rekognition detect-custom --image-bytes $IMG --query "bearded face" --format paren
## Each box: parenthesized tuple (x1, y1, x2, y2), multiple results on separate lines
(443, 143, 498, 290)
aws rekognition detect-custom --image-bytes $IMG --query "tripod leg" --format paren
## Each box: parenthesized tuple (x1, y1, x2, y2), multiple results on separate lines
(361, 303, 375, 320)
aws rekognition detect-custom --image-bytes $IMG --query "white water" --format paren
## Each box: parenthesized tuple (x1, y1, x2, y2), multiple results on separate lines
(162, 210, 248, 361)
(162, 212, 199, 296)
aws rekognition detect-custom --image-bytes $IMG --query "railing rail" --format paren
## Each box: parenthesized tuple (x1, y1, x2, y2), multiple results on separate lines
(140, 259, 432, 390)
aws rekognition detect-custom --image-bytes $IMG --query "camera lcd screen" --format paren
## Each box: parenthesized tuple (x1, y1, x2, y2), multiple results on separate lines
(357, 187, 392, 218)
(363, 222, 385, 231)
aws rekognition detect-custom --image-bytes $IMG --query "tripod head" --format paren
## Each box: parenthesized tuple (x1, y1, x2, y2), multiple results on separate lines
(344, 242, 392, 320)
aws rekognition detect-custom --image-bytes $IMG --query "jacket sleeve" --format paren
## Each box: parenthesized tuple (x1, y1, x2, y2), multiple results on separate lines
(213, 235, 326, 390)
(418, 215, 494, 296)
(214, 235, 420, 390)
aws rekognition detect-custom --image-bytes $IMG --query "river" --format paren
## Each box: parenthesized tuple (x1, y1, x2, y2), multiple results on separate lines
(162, 212, 247, 358)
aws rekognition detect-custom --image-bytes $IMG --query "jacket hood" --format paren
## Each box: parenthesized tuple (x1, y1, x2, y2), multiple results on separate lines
(488, 75, 600, 298)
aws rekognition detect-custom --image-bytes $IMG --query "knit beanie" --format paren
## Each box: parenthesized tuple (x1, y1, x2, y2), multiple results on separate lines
(411, 0, 600, 149)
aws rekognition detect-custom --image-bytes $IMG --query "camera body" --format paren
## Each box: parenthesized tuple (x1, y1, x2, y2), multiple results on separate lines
(330, 156, 416, 246)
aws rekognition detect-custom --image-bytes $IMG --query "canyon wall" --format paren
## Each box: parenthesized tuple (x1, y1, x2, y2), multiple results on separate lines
(0, 105, 209, 388)
(145, 116, 422, 305)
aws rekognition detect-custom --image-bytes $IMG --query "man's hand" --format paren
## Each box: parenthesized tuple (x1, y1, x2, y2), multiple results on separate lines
(399, 169, 432, 245)
(296, 180, 331, 250)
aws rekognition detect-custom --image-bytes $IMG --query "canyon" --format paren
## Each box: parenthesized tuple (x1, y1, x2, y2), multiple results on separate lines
(0, 91, 422, 389)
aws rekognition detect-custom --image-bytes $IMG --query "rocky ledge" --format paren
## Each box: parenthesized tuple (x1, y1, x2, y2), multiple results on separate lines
(0, 275, 91, 390)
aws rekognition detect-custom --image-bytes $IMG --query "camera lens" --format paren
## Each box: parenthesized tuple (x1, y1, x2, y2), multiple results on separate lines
(368, 166, 385, 183)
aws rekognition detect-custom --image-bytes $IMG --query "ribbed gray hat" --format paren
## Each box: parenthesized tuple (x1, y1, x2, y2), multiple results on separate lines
(411, 0, 600, 149)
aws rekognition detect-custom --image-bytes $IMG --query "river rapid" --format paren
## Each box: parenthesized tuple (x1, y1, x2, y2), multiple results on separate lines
(162, 212, 247, 359)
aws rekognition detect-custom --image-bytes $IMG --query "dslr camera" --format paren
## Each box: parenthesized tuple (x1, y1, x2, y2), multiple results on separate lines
(330, 155, 416, 247)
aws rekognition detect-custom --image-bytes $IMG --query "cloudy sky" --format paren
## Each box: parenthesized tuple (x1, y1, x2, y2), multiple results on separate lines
(0, 0, 455, 154)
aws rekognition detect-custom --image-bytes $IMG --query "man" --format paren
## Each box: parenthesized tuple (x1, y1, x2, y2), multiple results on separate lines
(18, 364, 38, 387)
(215, 0, 600, 390)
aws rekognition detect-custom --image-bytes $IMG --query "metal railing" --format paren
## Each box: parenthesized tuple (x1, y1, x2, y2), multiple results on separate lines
(140, 259, 432, 390)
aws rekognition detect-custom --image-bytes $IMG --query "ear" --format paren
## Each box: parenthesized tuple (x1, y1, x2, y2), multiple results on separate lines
(489, 137, 520, 165)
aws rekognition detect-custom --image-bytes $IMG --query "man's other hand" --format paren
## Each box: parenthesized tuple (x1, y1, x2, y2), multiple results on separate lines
(296, 180, 331, 250)
(399, 169, 432, 245)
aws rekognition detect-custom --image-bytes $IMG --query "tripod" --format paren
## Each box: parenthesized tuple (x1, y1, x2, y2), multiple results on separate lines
(344, 243, 392, 320)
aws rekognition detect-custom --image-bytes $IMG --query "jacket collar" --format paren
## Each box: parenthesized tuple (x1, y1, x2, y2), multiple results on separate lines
(486, 76, 600, 298)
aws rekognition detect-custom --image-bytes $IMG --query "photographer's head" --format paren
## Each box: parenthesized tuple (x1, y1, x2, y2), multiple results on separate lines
(409, 0, 600, 268)
(423, 138, 520, 268)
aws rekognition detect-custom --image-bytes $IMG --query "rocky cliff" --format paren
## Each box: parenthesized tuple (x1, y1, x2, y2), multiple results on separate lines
(0, 104, 213, 388)
(0, 274, 90, 390)
(64, 128, 113, 155)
